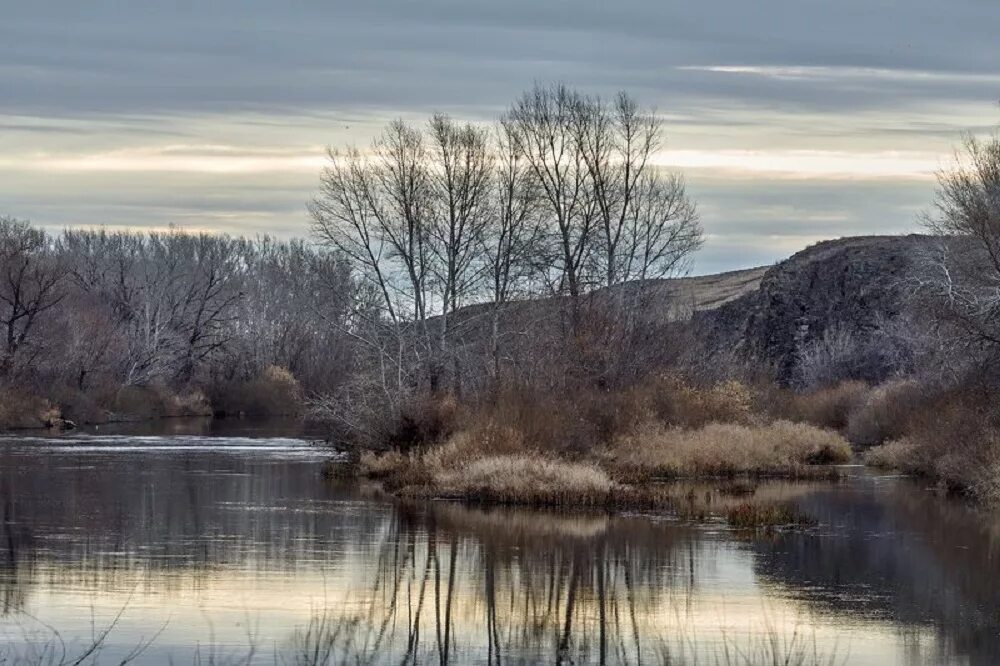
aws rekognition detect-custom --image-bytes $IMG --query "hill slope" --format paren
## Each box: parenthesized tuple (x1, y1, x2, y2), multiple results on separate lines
(692, 234, 936, 381)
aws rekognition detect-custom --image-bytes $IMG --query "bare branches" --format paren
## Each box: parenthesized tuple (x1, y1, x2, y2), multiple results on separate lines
(919, 130, 1000, 351)
(0, 217, 67, 377)
(306, 83, 704, 415)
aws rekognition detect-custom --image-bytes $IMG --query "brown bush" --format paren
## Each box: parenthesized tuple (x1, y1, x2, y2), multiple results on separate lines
(212, 365, 303, 418)
(766, 381, 869, 430)
(111, 384, 212, 420)
(845, 379, 925, 445)
(382, 392, 460, 452)
(455, 383, 640, 456)
(0, 389, 57, 429)
(641, 375, 756, 429)
(862, 386, 1000, 504)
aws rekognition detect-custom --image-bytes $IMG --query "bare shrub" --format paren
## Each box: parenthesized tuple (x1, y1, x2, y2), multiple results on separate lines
(211, 365, 303, 417)
(642, 375, 756, 428)
(862, 386, 1000, 504)
(0, 388, 56, 429)
(382, 393, 460, 452)
(795, 324, 908, 390)
(608, 420, 851, 481)
(767, 381, 869, 430)
(845, 379, 924, 445)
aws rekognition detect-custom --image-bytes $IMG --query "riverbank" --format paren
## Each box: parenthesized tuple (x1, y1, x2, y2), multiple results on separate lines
(344, 378, 856, 512)
(340, 375, 1000, 509)
(0, 365, 304, 432)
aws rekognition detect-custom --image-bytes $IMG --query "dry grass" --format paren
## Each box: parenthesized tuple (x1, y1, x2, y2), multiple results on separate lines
(432, 455, 615, 506)
(607, 420, 851, 481)
(360, 430, 616, 507)
(353, 376, 856, 508)
(862, 437, 924, 473)
(727, 502, 816, 529)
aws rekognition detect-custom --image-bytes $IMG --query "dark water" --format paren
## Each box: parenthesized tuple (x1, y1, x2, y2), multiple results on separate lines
(0, 420, 998, 664)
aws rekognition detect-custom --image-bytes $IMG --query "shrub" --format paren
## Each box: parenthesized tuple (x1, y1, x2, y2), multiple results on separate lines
(0, 389, 57, 429)
(383, 393, 460, 452)
(111, 384, 212, 420)
(845, 379, 925, 445)
(212, 365, 304, 418)
(608, 420, 851, 481)
(766, 381, 869, 430)
(642, 375, 756, 428)
(862, 388, 1000, 505)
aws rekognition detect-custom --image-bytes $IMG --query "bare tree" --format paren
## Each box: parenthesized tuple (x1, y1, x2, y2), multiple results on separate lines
(575, 92, 663, 287)
(481, 120, 545, 376)
(426, 114, 493, 391)
(620, 172, 702, 282)
(919, 132, 1000, 349)
(0, 218, 66, 377)
(506, 84, 595, 309)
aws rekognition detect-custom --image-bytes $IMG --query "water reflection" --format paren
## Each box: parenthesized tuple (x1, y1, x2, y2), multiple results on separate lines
(0, 430, 996, 664)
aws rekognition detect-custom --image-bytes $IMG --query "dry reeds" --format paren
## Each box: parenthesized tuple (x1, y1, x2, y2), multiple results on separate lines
(607, 420, 851, 481)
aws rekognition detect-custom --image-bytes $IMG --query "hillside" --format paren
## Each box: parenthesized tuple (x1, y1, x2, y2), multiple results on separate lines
(692, 234, 936, 381)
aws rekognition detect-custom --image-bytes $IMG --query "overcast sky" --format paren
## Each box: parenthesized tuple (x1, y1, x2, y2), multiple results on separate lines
(2, 2, 998, 273)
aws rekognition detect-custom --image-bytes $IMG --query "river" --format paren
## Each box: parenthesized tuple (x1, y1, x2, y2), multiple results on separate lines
(0, 419, 997, 664)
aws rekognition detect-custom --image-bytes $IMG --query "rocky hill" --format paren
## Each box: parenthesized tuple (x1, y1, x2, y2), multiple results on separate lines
(690, 234, 937, 382)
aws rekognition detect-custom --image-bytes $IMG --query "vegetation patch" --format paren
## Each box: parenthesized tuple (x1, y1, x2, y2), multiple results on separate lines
(355, 389, 853, 511)
(606, 420, 851, 482)
(726, 502, 817, 530)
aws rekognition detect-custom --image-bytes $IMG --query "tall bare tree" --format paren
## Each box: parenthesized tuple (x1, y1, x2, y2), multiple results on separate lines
(506, 84, 595, 308)
(481, 120, 545, 376)
(427, 114, 493, 391)
(0, 218, 66, 377)
(920, 132, 1000, 348)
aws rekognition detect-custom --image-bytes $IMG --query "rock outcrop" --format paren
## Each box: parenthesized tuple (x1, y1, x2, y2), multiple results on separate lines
(692, 235, 937, 382)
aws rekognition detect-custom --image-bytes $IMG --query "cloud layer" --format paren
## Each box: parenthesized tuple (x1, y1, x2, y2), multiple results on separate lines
(2, 1, 998, 272)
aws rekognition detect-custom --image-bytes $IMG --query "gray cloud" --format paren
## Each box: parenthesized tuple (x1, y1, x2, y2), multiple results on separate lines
(1, 1, 997, 273)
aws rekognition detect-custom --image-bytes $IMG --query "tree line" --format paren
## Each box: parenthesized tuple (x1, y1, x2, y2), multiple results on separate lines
(307, 84, 703, 439)
(0, 220, 357, 419)
(0, 84, 703, 429)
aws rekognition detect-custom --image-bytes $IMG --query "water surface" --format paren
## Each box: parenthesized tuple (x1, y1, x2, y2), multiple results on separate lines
(0, 419, 998, 664)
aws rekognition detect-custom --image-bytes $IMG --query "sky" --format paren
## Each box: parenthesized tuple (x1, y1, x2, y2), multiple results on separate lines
(2, 2, 998, 274)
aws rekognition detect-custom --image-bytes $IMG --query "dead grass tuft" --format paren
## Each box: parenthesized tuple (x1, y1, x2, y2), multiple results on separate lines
(607, 420, 851, 481)
(432, 455, 615, 506)
(727, 502, 816, 529)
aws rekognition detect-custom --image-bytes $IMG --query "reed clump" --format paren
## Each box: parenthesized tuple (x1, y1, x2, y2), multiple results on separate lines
(606, 420, 851, 482)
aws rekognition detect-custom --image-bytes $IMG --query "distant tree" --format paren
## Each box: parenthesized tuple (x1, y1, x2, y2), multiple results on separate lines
(0, 217, 66, 377)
